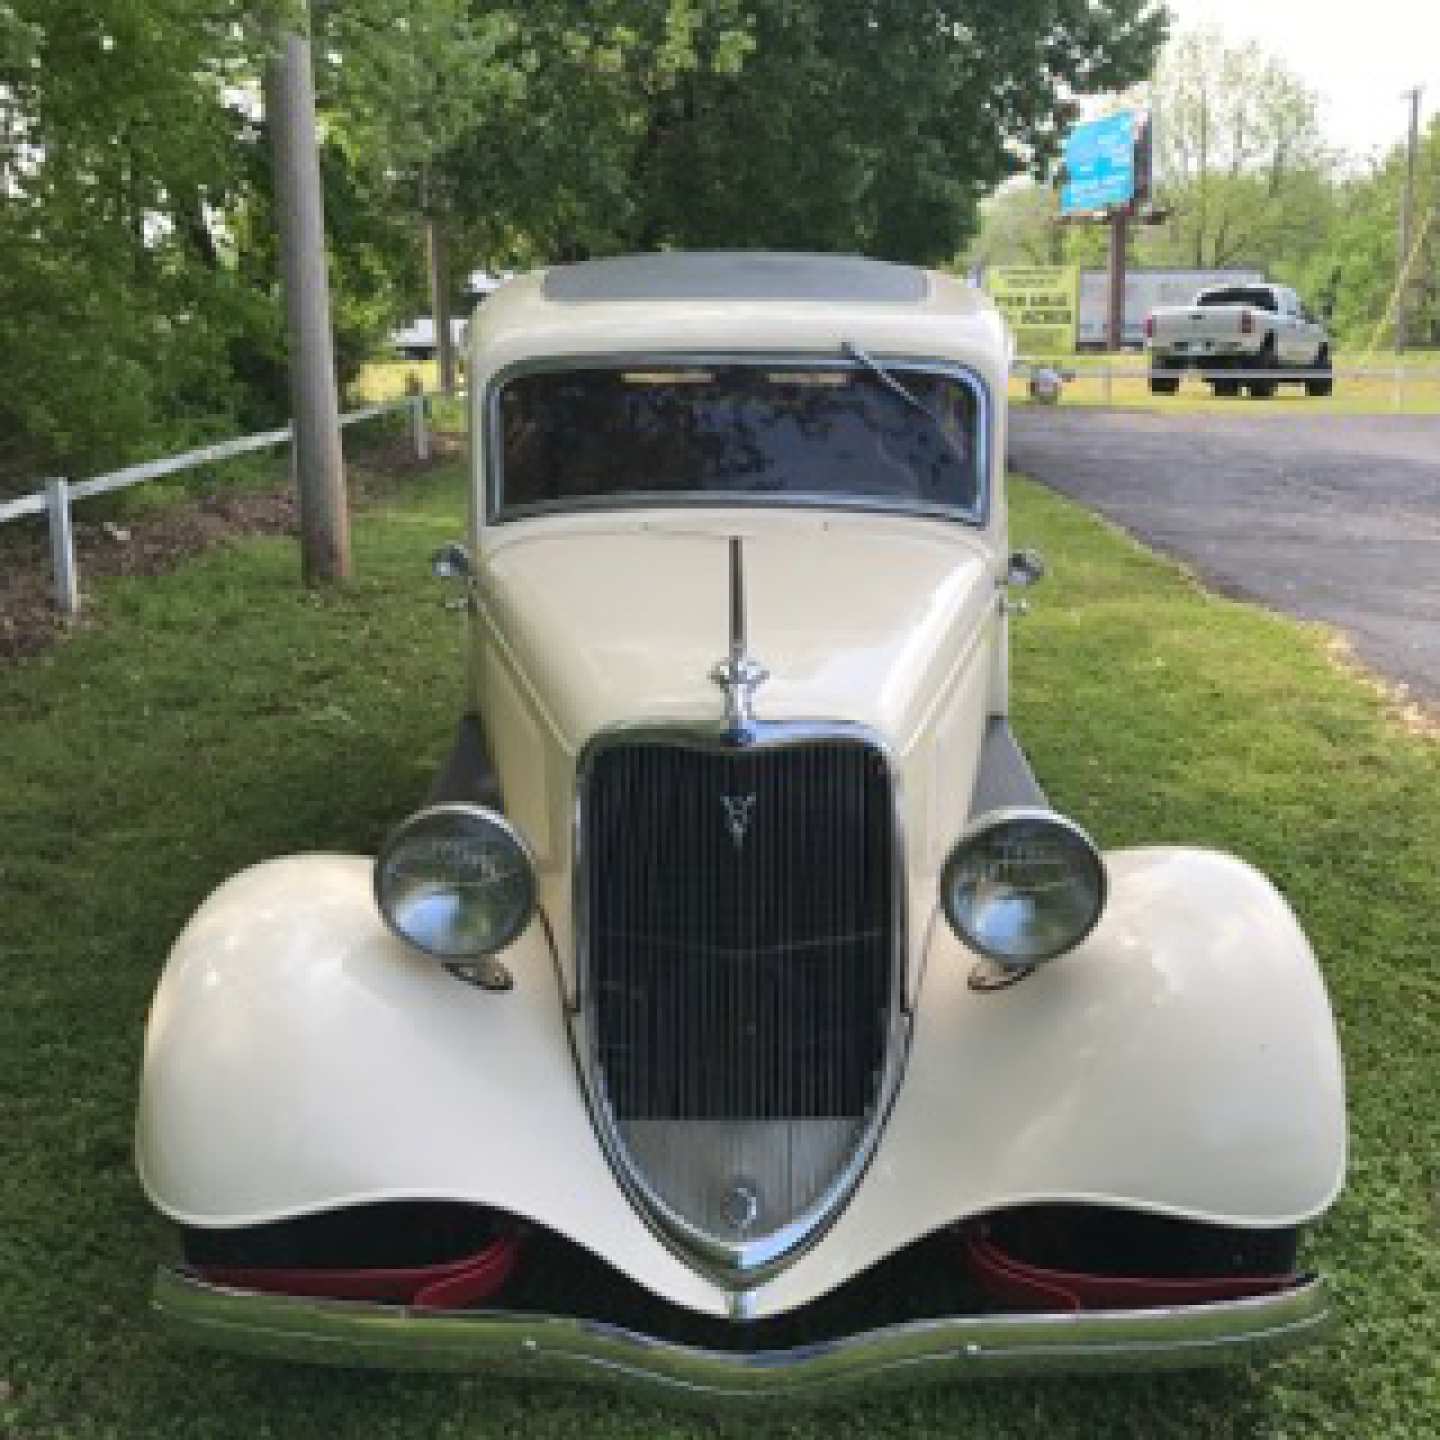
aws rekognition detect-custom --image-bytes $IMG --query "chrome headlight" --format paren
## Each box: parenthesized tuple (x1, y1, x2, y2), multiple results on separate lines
(940, 808, 1106, 967)
(374, 804, 536, 959)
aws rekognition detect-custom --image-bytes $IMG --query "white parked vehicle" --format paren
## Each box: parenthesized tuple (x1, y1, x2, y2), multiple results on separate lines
(1144, 283, 1333, 398)
(136, 253, 1345, 1399)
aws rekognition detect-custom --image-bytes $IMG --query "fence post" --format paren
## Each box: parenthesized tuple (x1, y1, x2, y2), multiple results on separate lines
(46, 478, 79, 620)
(1102, 364, 1113, 406)
(412, 394, 430, 462)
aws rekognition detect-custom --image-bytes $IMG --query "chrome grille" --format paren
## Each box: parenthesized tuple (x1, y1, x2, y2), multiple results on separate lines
(578, 733, 899, 1273)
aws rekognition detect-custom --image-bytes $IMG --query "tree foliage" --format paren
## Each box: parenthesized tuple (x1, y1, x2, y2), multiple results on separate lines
(1300, 116, 1440, 350)
(439, 0, 760, 265)
(440, 0, 1167, 265)
(0, 1, 272, 483)
(1, 0, 1168, 495)
(1150, 27, 1335, 271)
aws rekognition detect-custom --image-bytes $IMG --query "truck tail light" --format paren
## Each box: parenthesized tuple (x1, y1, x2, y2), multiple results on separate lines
(1144, 315, 1154, 340)
(1240, 309, 1254, 335)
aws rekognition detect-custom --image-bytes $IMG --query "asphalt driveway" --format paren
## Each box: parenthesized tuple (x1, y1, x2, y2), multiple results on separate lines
(1009, 408, 1440, 705)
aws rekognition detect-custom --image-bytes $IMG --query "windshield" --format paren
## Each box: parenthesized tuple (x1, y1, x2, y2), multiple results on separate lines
(491, 361, 984, 521)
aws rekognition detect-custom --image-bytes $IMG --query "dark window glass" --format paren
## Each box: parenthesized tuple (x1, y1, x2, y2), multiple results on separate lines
(495, 364, 981, 518)
(1196, 287, 1278, 312)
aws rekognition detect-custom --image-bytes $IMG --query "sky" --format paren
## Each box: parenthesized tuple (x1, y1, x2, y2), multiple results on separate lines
(1160, 0, 1439, 161)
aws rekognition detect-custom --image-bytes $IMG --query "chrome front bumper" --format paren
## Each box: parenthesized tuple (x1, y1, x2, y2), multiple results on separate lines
(153, 1268, 1331, 1400)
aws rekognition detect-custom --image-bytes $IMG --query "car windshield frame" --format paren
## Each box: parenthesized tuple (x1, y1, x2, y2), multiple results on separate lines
(483, 352, 992, 528)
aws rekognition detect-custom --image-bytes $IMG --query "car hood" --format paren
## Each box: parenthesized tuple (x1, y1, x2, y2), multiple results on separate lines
(477, 510, 997, 753)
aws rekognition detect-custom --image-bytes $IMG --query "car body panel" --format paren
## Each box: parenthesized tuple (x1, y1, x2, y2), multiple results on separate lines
(135, 847, 1344, 1320)
(472, 510, 1001, 999)
(476, 511, 996, 753)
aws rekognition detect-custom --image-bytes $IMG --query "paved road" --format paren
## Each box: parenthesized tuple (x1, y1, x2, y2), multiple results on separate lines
(1009, 408, 1440, 704)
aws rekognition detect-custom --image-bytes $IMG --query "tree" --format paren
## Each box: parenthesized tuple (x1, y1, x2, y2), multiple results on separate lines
(1148, 27, 1337, 272)
(608, 0, 1168, 264)
(0, 0, 428, 496)
(315, 0, 521, 390)
(0, 1, 277, 490)
(964, 182, 1111, 270)
(1299, 115, 1440, 349)
(437, 2, 758, 267)
(433, 1, 1166, 269)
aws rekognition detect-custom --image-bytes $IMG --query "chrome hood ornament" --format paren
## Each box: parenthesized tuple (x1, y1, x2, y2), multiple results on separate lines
(709, 537, 769, 730)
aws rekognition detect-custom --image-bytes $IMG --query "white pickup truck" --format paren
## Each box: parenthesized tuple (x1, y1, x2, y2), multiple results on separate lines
(1144, 283, 1332, 398)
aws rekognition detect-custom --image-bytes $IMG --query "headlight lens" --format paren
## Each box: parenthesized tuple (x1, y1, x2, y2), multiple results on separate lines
(374, 805, 536, 959)
(940, 808, 1106, 967)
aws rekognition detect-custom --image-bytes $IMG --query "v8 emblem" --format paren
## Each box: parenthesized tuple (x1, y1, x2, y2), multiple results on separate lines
(720, 793, 757, 850)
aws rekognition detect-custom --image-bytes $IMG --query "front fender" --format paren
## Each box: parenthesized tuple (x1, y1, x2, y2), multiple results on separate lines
(134, 854, 726, 1315)
(759, 845, 1346, 1313)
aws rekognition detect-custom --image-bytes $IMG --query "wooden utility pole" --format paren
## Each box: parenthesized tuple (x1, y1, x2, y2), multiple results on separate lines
(1396, 86, 1423, 354)
(265, 18, 350, 584)
(1106, 208, 1130, 351)
(419, 164, 457, 395)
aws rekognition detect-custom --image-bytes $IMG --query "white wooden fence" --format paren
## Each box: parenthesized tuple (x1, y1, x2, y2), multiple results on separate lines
(0, 393, 438, 619)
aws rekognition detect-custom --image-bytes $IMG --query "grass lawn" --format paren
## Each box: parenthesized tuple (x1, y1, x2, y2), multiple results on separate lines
(2, 464, 1438, 1437)
(1009, 363, 1440, 415)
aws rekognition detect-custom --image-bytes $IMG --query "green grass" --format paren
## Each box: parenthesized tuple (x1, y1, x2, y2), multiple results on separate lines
(2, 466, 1438, 1436)
(1010, 364, 1440, 415)
(1027, 349, 1440, 371)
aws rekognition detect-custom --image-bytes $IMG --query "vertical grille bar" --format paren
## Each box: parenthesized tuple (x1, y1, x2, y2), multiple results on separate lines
(583, 737, 894, 1124)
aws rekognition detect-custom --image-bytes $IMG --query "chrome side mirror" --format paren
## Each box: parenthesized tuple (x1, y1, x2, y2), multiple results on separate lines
(1006, 549, 1046, 588)
(431, 542, 472, 580)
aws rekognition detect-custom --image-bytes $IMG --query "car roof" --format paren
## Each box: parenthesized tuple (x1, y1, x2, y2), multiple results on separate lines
(467, 252, 1007, 384)
(540, 252, 933, 305)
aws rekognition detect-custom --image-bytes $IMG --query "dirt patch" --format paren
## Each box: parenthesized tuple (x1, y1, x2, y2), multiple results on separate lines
(0, 436, 461, 663)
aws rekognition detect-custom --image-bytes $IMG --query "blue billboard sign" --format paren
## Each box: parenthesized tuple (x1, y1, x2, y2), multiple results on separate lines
(1060, 111, 1136, 214)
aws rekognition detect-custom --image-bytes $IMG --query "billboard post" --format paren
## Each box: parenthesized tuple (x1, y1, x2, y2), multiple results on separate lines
(1106, 209, 1128, 352)
(1057, 111, 1162, 351)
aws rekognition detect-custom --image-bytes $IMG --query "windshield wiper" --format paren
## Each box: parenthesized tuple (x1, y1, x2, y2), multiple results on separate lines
(841, 340, 968, 469)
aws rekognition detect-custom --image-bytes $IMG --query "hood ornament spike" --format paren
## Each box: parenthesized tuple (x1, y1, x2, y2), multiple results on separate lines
(709, 536, 769, 730)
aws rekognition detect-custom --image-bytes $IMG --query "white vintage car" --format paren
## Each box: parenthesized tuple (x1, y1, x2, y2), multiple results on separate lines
(136, 252, 1345, 1399)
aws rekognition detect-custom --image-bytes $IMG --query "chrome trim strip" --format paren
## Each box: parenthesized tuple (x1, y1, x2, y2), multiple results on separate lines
(708, 537, 769, 730)
(152, 1269, 1333, 1397)
(569, 719, 911, 1293)
(482, 351, 993, 529)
